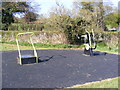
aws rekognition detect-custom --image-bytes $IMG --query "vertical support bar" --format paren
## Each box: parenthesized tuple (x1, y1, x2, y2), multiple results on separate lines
(30, 37, 38, 63)
(16, 36, 22, 65)
(0, 1, 2, 88)
(86, 30, 92, 48)
(91, 29, 96, 49)
(16, 32, 38, 64)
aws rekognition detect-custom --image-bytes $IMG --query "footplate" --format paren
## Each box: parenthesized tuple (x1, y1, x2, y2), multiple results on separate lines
(17, 55, 38, 65)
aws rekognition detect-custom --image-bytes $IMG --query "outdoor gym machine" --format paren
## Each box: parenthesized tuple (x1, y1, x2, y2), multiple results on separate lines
(81, 29, 97, 56)
(16, 32, 38, 65)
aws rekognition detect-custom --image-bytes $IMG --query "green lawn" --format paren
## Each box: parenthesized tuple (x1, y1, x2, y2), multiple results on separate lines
(55, 77, 119, 89)
(1, 43, 50, 51)
(1, 41, 119, 55)
(96, 44, 119, 55)
(70, 77, 119, 88)
(1, 42, 83, 51)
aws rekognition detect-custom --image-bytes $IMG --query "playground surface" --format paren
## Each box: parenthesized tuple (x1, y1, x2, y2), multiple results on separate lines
(2, 50, 118, 88)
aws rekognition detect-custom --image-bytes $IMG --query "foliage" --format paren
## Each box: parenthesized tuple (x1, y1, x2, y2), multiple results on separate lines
(1, 1, 119, 50)
(8, 23, 44, 31)
(1, 2, 39, 30)
(1, 30, 119, 54)
(23, 11, 39, 23)
(92, 31, 118, 52)
(48, 4, 74, 43)
(104, 12, 119, 28)
(2, 2, 29, 30)
(81, 2, 94, 12)
(103, 32, 119, 50)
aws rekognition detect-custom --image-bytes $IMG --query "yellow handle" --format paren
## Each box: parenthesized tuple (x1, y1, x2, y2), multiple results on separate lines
(16, 32, 38, 65)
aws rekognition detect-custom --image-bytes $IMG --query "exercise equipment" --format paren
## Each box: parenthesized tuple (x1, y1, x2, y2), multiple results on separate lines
(81, 29, 97, 56)
(16, 32, 38, 65)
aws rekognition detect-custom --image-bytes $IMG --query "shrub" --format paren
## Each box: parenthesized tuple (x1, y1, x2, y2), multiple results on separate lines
(8, 23, 44, 31)
(97, 32, 118, 50)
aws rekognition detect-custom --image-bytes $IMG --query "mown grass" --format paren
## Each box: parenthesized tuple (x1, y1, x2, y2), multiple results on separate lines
(96, 42, 119, 54)
(1, 41, 119, 54)
(55, 77, 119, 89)
(70, 77, 119, 88)
(2, 44, 37, 51)
(1, 42, 83, 51)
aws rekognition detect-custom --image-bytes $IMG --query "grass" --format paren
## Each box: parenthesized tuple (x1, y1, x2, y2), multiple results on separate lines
(55, 77, 119, 89)
(1, 41, 119, 55)
(96, 42, 119, 54)
(1, 43, 59, 51)
(70, 77, 119, 88)
(2, 43, 36, 51)
(1, 42, 83, 51)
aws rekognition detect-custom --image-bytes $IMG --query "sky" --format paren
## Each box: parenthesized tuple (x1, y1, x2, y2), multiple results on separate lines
(29, 0, 119, 16)
(15, 0, 119, 18)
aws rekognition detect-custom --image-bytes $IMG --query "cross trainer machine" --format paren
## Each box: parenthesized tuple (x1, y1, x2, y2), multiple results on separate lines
(81, 29, 97, 56)
(16, 32, 38, 65)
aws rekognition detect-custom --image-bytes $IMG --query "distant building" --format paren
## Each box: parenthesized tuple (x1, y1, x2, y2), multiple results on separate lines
(108, 28, 117, 31)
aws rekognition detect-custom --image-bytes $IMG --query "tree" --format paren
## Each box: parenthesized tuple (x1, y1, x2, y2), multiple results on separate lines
(95, 1, 107, 30)
(23, 11, 38, 23)
(2, 2, 29, 30)
(81, 2, 94, 12)
(48, 2, 71, 30)
(74, 0, 114, 30)
(104, 12, 119, 28)
(74, 1, 97, 32)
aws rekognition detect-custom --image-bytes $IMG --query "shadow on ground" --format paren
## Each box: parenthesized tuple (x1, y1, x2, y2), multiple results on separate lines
(2, 50, 118, 88)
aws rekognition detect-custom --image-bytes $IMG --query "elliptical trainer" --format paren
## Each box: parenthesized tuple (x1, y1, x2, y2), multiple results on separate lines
(81, 29, 97, 56)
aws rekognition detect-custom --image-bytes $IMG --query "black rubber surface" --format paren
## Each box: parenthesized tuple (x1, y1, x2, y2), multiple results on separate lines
(2, 50, 119, 88)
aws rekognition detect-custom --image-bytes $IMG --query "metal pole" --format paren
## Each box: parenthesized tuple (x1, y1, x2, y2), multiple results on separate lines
(16, 35, 22, 65)
(16, 32, 38, 64)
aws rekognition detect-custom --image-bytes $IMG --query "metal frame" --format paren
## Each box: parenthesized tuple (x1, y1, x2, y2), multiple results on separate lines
(82, 29, 96, 49)
(16, 32, 38, 65)
(81, 29, 97, 56)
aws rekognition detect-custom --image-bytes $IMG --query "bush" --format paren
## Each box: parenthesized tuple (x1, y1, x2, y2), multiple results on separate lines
(95, 32, 118, 50)
(8, 23, 44, 31)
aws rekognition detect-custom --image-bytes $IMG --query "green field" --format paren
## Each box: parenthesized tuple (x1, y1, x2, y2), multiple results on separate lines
(1, 42, 82, 51)
(54, 77, 119, 89)
(70, 77, 119, 88)
(1, 41, 119, 55)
